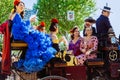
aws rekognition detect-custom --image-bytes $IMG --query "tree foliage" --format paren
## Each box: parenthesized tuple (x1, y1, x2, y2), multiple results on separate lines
(0, 0, 13, 50)
(35, 0, 96, 34)
(0, 0, 13, 24)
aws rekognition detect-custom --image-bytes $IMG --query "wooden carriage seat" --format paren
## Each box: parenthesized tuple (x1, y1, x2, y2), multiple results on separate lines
(7, 20, 28, 50)
(85, 58, 104, 67)
(11, 40, 27, 50)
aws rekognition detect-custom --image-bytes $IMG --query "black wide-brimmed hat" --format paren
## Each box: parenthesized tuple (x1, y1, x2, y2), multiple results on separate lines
(85, 17, 96, 23)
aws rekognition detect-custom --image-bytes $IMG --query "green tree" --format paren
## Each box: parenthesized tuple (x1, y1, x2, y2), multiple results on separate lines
(0, 0, 13, 24)
(0, 0, 13, 50)
(35, 0, 96, 34)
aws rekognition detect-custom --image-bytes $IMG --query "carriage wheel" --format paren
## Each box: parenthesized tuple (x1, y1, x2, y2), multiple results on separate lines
(39, 75, 67, 80)
(108, 50, 118, 62)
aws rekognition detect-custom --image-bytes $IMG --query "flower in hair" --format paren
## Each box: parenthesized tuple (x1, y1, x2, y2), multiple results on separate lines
(70, 29, 74, 34)
(40, 21, 45, 27)
(51, 18, 58, 23)
(14, 0, 20, 6)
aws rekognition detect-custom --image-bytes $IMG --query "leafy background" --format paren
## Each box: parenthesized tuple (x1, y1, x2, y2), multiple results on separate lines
(35, 0, 96, 34)
(0, 0, 96, 50)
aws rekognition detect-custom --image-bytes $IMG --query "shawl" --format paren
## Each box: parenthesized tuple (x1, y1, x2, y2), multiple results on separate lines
(0, 20, 11, 75)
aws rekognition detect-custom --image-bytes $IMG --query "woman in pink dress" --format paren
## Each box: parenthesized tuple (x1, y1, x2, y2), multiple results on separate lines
(76, 27, 98, 65)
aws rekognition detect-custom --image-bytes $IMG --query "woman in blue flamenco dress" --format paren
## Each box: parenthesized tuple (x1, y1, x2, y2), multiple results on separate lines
(10, 0, 57, 73)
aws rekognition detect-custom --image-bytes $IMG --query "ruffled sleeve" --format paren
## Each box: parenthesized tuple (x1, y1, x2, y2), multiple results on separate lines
(13, 13, 31, 27)
(12, 13, 32, 40)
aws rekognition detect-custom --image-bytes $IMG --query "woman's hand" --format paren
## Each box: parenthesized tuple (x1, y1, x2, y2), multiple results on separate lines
(30, 15, 36, 23)
(81, 49, 86, 53)
(67, 50, 73, 54)
(85, 50, 92, 55)
(60, 36, 67, 44)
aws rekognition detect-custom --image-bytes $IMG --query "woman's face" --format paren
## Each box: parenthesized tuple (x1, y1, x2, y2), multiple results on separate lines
(73, 28, 80, 37)
(40, 27, 46, 33)
(53, 24, 58, 34)
(85, 28, 92, 36)
(16, 2, 25, 13)
(55, 27, 58, 34)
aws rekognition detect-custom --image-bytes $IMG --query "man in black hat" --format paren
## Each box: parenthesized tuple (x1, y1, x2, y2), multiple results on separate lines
(96, 6, 112, 36)
(96, 6, 113, 47)
(83, 17, 96, 36)
(96, 6, 113, 72)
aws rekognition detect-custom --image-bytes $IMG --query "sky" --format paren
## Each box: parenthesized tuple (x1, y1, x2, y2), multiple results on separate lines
(21, 0, 37, 9)
(94, 0, 120, 37)
(22, 0, 120, 37)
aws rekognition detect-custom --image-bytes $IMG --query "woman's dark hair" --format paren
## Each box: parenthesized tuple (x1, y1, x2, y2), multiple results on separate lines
(37, 21, 45, 31)
(49, 22, 58, 32)
(37, 25, 44, 31)
(71, 27, 80, 40)
(13, 1, 25, 19)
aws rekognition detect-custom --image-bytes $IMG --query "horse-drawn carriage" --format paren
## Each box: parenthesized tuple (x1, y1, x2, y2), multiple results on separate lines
(0, 20, 120, 80)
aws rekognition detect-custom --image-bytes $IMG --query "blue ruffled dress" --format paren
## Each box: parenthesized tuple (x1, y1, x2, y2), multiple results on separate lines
(12, 13, 57, 73)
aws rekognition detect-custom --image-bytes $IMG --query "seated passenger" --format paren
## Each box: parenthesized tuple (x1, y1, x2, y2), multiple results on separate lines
(49, 18, 68, 52)
(77, 27, 98, 65)
(83, 17, 96, 37)
(37, 21, 46, 33)
(68, 26, 83, 56)
(9, 0, 57, 73)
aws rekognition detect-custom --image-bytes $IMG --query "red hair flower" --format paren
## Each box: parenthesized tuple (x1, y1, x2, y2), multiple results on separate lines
(70, 29, 74, 34)
(14, 0, 20, 6)
(51, 18, 58, 23)
(40, 21, 45, 27)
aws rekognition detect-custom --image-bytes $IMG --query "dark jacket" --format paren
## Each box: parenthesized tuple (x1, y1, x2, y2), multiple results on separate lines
(83, 26, 96, 36)
(96, 15, 112, 34)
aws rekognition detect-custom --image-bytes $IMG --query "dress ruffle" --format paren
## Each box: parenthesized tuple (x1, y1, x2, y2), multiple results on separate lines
(12, 13, 57, 73)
